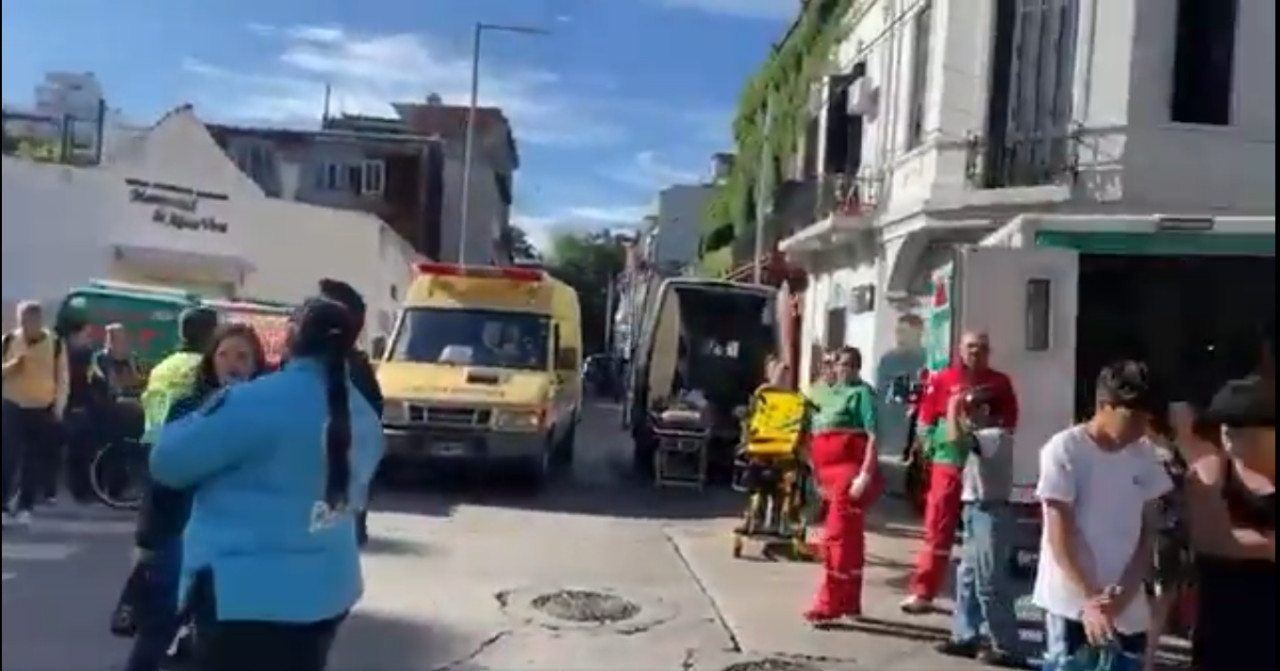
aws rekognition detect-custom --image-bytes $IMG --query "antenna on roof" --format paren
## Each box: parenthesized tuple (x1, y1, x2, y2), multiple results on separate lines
(322, 83, 332, 125)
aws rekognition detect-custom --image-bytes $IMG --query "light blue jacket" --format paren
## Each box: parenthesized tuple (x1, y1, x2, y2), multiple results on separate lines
(149, 358, 384, 623)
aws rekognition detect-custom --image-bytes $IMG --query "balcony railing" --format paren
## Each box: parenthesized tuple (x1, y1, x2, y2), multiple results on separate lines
(965, 130, 1076, 189)
(816, 172, 883, 222)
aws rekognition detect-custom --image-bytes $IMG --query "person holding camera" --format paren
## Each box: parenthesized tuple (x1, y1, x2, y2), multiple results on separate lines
(903, 331, 1018, 615)
(935, 384, 1024, 667)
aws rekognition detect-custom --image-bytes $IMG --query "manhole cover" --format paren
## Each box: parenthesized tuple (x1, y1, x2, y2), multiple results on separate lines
(721, 660, 823, 671)
(529, 589, 640, 623)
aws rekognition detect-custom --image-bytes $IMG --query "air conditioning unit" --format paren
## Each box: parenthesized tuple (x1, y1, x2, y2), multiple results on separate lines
(847, 76, 878, 116)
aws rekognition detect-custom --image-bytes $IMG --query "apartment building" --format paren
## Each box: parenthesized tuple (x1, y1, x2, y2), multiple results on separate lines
(206, 97, 519, 264)
(778, 0, 1274, 386)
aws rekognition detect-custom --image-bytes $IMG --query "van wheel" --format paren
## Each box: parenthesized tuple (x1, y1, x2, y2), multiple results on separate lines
(631, 432, 656, 479)
(555, 417, 577, 467)
(516, 442, 553, 492)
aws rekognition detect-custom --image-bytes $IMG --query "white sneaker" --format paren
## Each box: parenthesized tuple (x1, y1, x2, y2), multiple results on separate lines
(899, 595, 934, 614)
(13, 510, 32, 526)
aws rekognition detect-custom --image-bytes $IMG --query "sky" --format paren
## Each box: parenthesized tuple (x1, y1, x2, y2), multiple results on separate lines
(2, 0, 791, 250)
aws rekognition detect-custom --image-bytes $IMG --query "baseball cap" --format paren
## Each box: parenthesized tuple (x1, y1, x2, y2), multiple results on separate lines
(1203, 375, 1274, 429)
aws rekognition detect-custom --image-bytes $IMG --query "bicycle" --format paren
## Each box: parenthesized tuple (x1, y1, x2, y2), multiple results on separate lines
(89, 438, 148, 510)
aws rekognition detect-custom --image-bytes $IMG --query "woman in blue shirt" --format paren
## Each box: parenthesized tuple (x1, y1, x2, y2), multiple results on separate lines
(149, 296, 384, 671)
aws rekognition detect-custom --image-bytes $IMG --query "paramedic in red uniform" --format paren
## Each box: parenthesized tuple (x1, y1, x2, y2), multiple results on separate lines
(901, 331, 1018, 613)
(804, 346, 883, 624)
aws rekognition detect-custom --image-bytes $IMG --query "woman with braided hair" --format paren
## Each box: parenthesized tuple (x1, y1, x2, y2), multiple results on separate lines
(148, 296, 384, 671)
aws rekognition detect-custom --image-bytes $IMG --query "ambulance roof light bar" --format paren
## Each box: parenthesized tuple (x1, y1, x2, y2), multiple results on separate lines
(414, 261, 542, 282)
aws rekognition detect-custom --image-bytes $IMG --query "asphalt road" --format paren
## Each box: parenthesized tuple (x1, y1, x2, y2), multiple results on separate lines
(2, 400, 1190, 670)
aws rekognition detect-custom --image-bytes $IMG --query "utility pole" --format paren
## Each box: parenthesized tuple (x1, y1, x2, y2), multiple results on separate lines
(603, 276, 617, 354)
(458, 22, 549, 265)
(751, 96, 775, 284)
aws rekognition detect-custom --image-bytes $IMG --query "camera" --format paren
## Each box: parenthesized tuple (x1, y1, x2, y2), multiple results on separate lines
(888, 371, 927, 405)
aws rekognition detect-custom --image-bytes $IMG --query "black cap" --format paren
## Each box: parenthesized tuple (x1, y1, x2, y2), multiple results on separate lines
(1203, 375, 1274, 429)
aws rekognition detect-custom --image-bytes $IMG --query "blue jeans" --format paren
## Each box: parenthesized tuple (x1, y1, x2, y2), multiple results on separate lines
(1043, 614, 1145, 669)
(951, 501, 1021, 654)
(123, 541, 183, 671)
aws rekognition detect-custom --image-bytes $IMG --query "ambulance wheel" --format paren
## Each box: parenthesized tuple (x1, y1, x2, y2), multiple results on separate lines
(631, 432, 656, 478)
(554, 416, 577, 467)
(516, 443, 553, 492)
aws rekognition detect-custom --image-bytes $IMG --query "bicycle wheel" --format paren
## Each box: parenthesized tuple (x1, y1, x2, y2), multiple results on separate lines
(89, 442, 147, 510)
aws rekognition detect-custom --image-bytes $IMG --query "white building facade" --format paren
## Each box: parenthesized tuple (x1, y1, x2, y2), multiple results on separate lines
(783, 0, 1275, 388)
(650, 184, 714, 271)
(1, 108, 416, 339)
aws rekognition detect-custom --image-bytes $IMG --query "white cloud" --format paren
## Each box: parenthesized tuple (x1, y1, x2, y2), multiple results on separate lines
(609, 151, 705, 190)
(183, 24, 624, 147)
(654, 0, 795, 20)
(514, 203, 650, 250)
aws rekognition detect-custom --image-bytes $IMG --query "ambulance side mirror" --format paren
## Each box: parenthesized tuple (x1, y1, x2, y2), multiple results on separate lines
(555, 348, 578, 371)
(370, 335, 388, 360)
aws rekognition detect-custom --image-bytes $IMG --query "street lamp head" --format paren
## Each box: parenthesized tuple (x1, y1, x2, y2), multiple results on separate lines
(478, 22, 551, 36)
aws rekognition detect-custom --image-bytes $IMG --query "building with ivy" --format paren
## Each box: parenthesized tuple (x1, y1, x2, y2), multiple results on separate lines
(701, 0, 1273, 390)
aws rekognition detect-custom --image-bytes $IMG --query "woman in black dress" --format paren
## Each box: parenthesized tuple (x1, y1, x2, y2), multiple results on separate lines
(1177, 376, 1274, 671)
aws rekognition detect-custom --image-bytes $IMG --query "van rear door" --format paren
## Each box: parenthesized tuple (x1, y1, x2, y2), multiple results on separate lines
(953, 246, 1079, 503)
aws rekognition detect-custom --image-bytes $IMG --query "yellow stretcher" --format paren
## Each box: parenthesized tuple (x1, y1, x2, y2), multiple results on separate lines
(730, 386, 815, 560)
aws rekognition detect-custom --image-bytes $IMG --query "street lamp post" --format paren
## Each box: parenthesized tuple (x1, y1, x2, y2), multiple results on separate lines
(458, 21, 549, 265)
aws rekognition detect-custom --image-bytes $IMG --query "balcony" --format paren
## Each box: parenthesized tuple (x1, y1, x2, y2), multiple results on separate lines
(773, 172, 883, 255)
(816, 172, 882, 224)
(964, 131, 1076, 191)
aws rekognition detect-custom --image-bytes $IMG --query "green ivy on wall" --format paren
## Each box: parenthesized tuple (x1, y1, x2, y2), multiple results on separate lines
(702, 0, 858, 260)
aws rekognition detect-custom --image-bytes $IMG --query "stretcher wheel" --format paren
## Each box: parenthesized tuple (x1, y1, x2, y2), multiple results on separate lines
(732, 535, 744, 559)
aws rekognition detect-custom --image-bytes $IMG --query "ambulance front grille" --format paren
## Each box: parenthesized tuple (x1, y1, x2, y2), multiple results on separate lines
(406, 405, 492, 427)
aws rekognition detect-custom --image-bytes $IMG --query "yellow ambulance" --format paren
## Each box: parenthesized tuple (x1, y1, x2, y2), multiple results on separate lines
(376, 262, 582, 488)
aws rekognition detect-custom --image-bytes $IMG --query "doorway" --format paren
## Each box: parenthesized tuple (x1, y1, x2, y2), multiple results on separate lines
(1075, 254, 1274, 414)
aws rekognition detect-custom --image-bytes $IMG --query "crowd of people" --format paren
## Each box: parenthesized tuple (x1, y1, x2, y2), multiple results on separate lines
(2, 302, 145, 522)
(4, 284, 1274, 671)
(799, 330, 1274, 671)
(3, 280, 386, 671)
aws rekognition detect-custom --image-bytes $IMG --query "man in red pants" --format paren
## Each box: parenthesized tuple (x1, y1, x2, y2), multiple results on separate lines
(901, 331, 1018, 614)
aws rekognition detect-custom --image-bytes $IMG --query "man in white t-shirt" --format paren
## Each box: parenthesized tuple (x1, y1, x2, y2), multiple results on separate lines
(1032, 360, 1172, 663)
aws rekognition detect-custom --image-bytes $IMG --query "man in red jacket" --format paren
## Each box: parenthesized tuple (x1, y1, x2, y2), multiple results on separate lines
(901, 330, 1019, 614)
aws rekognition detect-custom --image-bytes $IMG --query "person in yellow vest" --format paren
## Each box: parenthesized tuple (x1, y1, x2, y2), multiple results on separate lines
(2, 301, 69, 526)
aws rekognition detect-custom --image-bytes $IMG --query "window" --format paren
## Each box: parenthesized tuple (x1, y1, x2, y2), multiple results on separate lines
(1170, 0, 1238, 126)
(824, 308, 846, 350)
(346, 164, 363, 195)
(389, 307, 550, 371)
(316, 162, 343, 191)
(905, 1, 933, 150)
(1026, 278, 1051, 351)
(237, 144, 275, 185)
(361, 160, 385, 195)
(983, 0, 1079, 187)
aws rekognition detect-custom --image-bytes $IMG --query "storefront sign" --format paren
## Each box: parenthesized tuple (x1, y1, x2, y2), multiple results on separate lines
(125, 178, 230, 234)
(924, 264, 953, 372)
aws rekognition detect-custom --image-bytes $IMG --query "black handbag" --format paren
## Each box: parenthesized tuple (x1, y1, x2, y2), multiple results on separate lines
(109, 562, 149, 638)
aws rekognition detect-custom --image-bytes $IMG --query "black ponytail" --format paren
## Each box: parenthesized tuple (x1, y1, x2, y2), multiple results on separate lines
(289, 298, 356, 509)
(321, 332, 352, 509)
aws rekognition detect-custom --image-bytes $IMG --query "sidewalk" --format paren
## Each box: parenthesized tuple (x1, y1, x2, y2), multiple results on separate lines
(668, 498, 1190, 670)
(666, 500, 1019, 670)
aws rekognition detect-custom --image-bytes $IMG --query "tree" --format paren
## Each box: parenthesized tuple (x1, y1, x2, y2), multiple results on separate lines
(507, 224, 540, 261)
(544, 230, 627, 354)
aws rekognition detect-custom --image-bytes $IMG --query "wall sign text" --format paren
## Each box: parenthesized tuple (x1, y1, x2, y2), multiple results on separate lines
(125, 178, 230, 235)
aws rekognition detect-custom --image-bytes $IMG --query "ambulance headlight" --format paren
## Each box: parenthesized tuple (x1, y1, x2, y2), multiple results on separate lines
(382, 401, 409, 424)
(493, 408, 543, 431)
